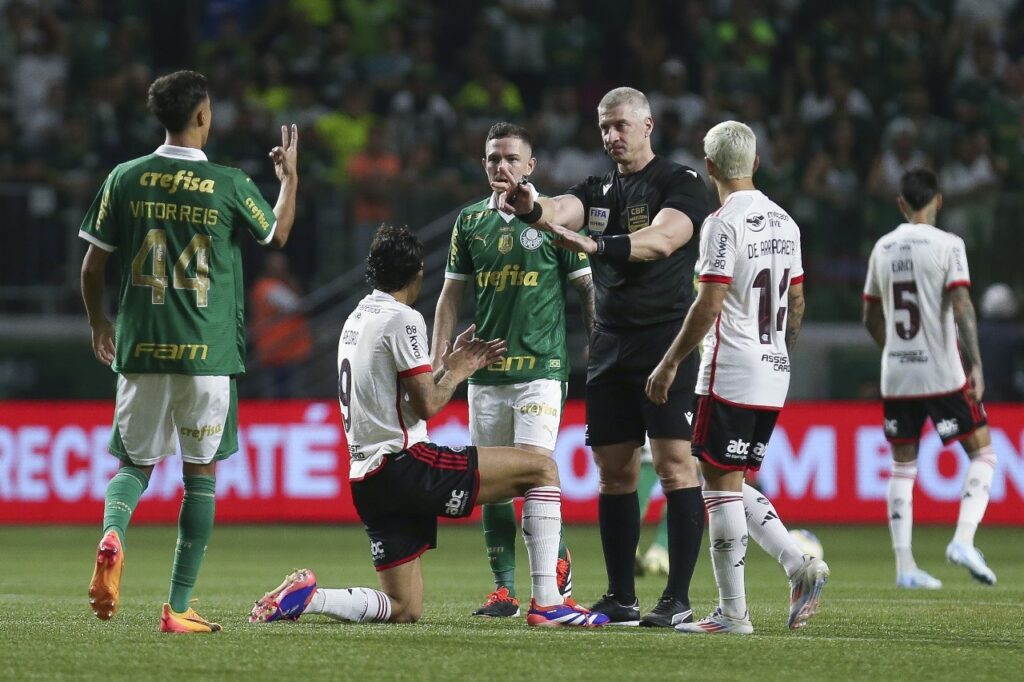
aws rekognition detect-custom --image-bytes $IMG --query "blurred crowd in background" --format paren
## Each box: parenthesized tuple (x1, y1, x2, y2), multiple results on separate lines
(1, 0, 1024, 397)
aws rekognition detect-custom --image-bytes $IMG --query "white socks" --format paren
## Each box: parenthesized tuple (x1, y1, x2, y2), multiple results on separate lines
(522, 486, 562, 607)
(953, 447, 997, 546)
(888, 461, 917, 573)
(704, 490, 748, 619)
(306, 587, 392, 623)
(742, 483, 805, 578)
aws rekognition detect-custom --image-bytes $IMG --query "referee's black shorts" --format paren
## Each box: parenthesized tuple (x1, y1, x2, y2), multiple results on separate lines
(585, 319, 698, 447)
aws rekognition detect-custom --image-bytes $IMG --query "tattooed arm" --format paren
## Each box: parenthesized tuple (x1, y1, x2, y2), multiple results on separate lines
(949, 285, 985, 400)
(570, 273, 596, 340)
(786, 282, 806, 353)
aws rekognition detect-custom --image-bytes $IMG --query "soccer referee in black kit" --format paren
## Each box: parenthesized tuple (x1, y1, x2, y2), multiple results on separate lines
(495, 86, 711, 627)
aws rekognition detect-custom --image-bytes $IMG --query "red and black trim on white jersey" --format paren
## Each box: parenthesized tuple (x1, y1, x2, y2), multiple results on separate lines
(395, 376, 409, 449)
(398, 364, 432, 378)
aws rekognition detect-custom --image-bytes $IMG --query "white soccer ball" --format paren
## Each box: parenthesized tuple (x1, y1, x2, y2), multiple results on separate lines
(789, 529, 824, 559)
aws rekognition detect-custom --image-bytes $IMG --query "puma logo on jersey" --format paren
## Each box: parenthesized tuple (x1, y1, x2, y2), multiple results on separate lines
(936, 418, 959, 438)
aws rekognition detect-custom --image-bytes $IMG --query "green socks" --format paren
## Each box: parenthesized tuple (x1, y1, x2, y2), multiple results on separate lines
(483, 500, 571, 598)
(483, 500, 518, 596)
(102, 466, 149, 545)
(168, 475, 216, 612)
(654, 514, 669, 549)
(637, 458, 659, 513)
(638, 458, 669, 550)
(101, 468, 217, 613)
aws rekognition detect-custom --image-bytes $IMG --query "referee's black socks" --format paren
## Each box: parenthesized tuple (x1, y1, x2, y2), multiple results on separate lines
(663, 486, 705, 604)
(598, 492, 641, 604)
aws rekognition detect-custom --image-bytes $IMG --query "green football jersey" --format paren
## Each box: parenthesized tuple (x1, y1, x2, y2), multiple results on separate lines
(79, 146, 277, 375)
(445, 196, 591, 384)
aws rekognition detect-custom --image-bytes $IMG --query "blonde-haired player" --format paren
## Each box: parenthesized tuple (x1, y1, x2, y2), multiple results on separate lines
(647, 120, 829, 634)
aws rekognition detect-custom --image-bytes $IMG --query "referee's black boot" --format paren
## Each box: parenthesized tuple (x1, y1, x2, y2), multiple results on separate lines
(639, 596, 693, 627)
(589, 594, 641, 626)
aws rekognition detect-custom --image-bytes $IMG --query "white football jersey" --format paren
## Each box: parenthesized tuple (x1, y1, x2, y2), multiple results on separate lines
(863, 223, 970, 397)
(695, 190, 804, 409)
(337, 290, 432, 479)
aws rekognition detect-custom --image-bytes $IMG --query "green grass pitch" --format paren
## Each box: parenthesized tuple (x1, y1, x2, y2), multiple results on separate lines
(1, 524, 1022, 681)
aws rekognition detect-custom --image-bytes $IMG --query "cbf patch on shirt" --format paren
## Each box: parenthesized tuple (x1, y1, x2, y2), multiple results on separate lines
(627, 203, 650, 232)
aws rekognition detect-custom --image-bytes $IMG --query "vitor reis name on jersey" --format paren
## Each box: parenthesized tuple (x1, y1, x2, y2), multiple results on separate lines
(78, 147, 278, 376)
(695, 190, 804, 409)
(337, 290, 432, 479)
(863, 223, 971, 397)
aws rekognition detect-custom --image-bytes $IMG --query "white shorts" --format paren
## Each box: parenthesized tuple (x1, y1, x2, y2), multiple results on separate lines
(468, 379, 565, 452)
(110, 374, 236, 466)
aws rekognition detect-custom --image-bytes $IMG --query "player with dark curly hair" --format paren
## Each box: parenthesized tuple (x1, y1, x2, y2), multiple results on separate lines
(248, 225, 608, 628)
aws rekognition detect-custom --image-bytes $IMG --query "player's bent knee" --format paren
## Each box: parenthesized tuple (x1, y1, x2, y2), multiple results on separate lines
(532, 454, 559, 487)
(391, 609, 421, 624)
(386, 597, 422, 624)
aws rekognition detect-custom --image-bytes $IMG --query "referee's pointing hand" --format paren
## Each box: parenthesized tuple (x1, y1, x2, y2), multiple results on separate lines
(495, 165, 534, 216)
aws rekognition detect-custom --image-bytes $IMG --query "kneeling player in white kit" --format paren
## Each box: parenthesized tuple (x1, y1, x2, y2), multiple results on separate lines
(647, 121, 829, 634)
(249, 225, 606, 627)
(863, 168, 997, 589)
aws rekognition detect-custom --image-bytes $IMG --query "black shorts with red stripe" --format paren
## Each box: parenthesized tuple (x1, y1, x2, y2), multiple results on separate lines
(691, 393, 780, 472)
(883, 384, 987, 445)
(351, 442, 480, 571)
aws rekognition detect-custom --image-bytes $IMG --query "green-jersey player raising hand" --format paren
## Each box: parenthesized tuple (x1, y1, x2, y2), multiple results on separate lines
(80, 70, 298, 633)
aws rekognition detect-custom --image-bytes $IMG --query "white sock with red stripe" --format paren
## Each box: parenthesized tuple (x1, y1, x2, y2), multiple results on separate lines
(523, 486, 562, 607)
(306, 587, 392, 623)
(704, 490, 748, 619)
(888, 461, 917, 573)
(953, 446, 997, 547)
(742, 484, 804, 578)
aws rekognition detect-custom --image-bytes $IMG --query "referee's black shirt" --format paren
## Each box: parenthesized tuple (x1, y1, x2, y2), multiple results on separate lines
(568, 156, 710, 329)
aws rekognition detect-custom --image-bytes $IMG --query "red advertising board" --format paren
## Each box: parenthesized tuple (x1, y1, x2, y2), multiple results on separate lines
(1, 400, 1021, 524)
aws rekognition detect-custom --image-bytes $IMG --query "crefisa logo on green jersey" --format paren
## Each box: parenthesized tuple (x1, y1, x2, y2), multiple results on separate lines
(476, 264, 539, 292)
(139, 170, 216, 195)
